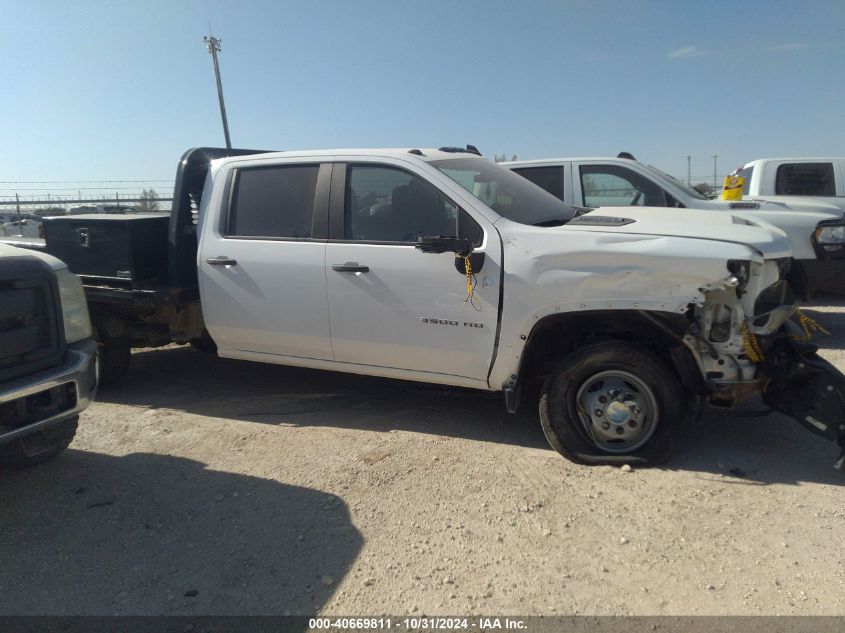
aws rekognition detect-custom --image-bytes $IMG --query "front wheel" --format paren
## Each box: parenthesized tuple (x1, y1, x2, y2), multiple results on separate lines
(539, 341, 688, 466)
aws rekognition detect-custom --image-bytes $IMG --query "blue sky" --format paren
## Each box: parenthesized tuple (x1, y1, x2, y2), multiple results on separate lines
(1, 0, 844, 198)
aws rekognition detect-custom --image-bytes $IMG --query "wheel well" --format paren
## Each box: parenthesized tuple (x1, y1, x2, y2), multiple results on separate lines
(517, 310, 705, 393)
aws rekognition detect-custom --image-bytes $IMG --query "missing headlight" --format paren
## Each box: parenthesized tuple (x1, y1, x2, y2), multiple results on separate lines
(727, 260, 751, 295)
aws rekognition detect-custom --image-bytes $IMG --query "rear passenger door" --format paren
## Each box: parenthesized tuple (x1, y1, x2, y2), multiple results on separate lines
(324, 161, 500, 382)
(198, 158, 334, 361)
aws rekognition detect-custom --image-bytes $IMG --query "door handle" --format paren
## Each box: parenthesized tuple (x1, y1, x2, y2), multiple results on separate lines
(207, 256, 237, 266)
(332, 263, 369, 273)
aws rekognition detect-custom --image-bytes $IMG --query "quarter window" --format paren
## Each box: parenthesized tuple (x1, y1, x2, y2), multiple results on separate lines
(775, 163, 835, 196)
(511, 166, 565, 201)
(228, 164, 319, 238)
(459, 209, 484, 247)
(346, 165, 459, 242)
(739, 166, 754, 195)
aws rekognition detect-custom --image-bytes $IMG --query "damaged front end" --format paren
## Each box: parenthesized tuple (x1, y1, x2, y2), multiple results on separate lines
(685, 257, 845, 469)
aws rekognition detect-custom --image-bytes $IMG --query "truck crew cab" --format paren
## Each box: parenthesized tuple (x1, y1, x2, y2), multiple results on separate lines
(0, 243, 97, 467)
(26, 147, 845, 467)
(505, 155, 845, 297)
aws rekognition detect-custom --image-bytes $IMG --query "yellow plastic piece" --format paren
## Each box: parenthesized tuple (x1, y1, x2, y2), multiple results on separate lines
(722, 174, 745, 201)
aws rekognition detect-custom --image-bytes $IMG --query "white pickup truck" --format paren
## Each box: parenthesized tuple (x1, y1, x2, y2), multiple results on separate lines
(505, 155, 845, 296)
(732, 158, 845, 211)
(730, 158, 845, 217)
(18, 147, 845, 468)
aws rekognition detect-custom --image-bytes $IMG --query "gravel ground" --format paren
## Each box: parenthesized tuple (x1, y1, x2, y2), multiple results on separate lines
(2, 301, 844, 616)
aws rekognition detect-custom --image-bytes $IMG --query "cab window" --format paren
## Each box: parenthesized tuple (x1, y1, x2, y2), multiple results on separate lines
(228, 164, 319, 238)
(775, 163, 835, 196)
(739, 166, 754, 195)
(346, 165, 469, 243)
(511, 166, 565, 201)
(580, 165, 667, 208)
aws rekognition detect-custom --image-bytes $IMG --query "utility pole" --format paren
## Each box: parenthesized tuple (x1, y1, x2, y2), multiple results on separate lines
(203, 34, 232, 149)
(15, 193, 21, 236)
(712, 155, 718, 188)
(687, 155, 691, 185)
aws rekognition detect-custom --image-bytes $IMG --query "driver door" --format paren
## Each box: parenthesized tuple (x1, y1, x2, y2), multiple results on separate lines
(325, 162, 500, 382)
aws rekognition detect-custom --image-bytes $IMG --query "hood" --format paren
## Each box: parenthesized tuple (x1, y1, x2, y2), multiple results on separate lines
(698, 196, 843, 216)
(564, 207, 793, 259)
(742, 195, 845, 216)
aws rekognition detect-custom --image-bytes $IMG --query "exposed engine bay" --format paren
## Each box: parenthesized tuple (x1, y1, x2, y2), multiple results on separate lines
(685, 258, 845, 468)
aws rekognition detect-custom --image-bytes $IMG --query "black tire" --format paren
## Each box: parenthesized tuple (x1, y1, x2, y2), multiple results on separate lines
(189, 332, 218, 354)
(0, 416, 78, 468)
(93, 317, 130, 387)
(539, 341, 689, 466)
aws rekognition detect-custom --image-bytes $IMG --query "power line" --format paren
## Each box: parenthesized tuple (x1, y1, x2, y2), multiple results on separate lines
(0, 179, 172, 184)
(0, 187, 175, 192)
(0, 197, 173, 207)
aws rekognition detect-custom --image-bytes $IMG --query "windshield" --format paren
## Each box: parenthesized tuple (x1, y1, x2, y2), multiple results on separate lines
(646, 165, 711, 200)
(431, 157, 578, 226)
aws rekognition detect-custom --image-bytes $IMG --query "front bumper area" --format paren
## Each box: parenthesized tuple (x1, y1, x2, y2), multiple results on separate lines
(0, 339, 98, 445)
(761, 335, 845, 469)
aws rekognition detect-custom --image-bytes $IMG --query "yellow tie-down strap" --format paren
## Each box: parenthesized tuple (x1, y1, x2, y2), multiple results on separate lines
(743, 309, 831, 363)
(795, 308, 831, 340)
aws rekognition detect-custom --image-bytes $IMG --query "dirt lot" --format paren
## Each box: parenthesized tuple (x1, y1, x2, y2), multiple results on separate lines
(2, 302, 845, 617)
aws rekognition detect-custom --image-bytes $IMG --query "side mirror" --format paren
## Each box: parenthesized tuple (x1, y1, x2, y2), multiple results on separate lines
(415, 236, 472, 256)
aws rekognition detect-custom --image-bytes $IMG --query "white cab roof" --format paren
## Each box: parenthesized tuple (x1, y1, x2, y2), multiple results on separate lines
(215, 148, 483, 165)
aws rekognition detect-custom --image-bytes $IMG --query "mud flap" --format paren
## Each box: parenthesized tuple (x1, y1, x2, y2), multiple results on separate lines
(762, 340, 845, 469)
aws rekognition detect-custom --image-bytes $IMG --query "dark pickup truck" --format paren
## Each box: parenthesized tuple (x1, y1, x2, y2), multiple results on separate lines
(1, 243, 98, 467)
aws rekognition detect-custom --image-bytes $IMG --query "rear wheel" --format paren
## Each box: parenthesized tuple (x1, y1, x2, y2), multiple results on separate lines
(0, 416, 78, 468)
(539, 341, 688, 466)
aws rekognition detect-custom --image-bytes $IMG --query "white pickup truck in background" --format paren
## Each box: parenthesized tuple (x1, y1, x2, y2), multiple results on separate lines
(505, 155, 845, 297)
(733, 158, 845, 199)
(731, 158, 845, 212)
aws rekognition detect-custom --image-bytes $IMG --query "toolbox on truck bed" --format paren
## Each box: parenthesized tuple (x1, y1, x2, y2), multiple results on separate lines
(42, 213, 169, 286)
